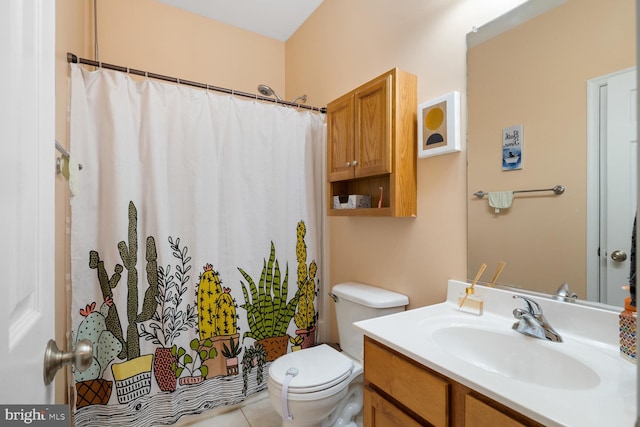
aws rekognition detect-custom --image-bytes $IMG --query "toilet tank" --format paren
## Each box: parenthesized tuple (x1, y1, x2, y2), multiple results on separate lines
(331, 282, 409, 360)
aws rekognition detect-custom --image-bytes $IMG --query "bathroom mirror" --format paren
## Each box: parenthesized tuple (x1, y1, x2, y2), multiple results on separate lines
(467, 0, 636, 307)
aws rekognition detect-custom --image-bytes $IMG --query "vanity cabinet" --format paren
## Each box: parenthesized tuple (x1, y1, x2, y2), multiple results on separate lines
(364, 387, 423, 427)
(327, 68, 417, 217)
(363, 337, 545, 427)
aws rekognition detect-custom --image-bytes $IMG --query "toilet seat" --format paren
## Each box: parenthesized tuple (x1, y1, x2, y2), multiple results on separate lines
(269, 344, 354, 394)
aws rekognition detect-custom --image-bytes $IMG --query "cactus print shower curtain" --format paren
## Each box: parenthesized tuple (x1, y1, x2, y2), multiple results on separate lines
(69, 64, 324, 426)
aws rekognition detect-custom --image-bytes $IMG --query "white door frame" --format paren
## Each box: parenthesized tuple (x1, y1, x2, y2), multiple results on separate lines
(586, 66, 637, 302)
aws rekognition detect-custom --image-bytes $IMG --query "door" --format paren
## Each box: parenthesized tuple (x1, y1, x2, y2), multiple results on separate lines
(354, 74, 392, 178)
(0, 0, 56, 403)
(327, 93, 355, 182)
(603, 68, 637, 304)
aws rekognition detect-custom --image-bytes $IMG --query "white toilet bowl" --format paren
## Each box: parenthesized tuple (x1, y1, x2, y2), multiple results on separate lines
(267, 282, 408, 427)
(268, 344, 364, 427)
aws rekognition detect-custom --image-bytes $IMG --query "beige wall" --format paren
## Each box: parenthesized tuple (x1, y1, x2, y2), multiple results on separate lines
(95, 0, 285, 95)
(467, 0, 635, 297)
(55, 0, 528, 401)
(286, 0, 526, 342)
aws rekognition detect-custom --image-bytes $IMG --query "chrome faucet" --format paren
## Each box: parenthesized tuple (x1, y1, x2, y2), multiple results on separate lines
(552, 283, 578, 302)
(511, 295, 562, 342)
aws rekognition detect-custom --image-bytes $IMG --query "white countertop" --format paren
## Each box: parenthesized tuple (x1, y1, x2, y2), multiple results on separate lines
(354, 280, 637, 427)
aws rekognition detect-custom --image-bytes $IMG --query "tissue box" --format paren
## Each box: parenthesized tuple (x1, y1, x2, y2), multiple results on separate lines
(332, 195, 371, 209)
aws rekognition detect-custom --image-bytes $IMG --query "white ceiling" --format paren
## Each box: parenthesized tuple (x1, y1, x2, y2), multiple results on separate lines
(156, 0, 324, 42)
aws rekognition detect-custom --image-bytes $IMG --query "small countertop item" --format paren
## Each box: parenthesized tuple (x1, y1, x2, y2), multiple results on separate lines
(458, 263, 486, 310)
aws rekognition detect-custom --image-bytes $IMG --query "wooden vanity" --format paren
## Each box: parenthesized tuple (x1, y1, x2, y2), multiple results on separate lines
(356, 280, 637, 427)
(364, 336, 546, 427)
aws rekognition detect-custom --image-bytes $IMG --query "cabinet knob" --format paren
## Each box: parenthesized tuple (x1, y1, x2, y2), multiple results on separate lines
(352, 160, 358, 166)
(346, 162, 351, 167)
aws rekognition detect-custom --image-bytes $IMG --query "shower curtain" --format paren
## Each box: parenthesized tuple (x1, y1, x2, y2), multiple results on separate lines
(69, 63, 324, 426)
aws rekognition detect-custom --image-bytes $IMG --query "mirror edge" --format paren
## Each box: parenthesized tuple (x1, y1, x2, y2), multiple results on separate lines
(466, 0, 567, 48)
(475, 282, 622, 313)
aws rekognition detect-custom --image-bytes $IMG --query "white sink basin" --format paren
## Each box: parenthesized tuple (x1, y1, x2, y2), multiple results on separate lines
(431, 325, 601, 390)
(355, 280, 637, 427)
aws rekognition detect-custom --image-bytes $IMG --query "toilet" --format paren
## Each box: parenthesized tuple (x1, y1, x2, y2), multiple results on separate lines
(267, 282, 409, 427)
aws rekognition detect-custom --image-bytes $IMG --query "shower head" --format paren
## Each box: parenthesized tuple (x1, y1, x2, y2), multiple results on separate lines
(257, 84, 282, 101)
(257, 84, 307, 106)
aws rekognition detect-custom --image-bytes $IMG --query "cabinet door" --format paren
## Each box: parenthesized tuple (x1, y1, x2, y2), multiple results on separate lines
(327, 93, 355, 182)
(364, 386, 423, 427)
(355, 73, 392, 178)
(365, 339, 449, 426)
(465, 394, 528, 427)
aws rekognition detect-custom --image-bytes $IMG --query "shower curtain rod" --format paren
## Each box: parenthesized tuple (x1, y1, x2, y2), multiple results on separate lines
(67, 52, 327, 113)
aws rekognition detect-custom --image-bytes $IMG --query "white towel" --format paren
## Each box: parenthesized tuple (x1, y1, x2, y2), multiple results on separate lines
(62, 156, 81, 197)
(68, 157, 80, 197)
(488, 191, 514, 213)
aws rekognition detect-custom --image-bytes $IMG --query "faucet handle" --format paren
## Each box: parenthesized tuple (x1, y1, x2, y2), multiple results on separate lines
(512, 295, 542, 315)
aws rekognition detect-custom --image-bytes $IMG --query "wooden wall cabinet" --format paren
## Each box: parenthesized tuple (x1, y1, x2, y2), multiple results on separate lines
(327, 68, 417, 217)
(363, 337, 545, 427)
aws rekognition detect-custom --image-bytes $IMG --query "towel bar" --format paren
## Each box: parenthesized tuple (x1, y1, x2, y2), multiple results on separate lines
(473, 185, 564, 199)
(55, 140, 83, 174)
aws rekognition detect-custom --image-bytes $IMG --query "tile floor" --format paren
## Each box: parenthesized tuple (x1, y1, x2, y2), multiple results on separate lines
(179, 391, 281, 427)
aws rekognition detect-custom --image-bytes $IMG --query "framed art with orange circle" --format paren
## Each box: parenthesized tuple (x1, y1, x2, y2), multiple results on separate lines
(417, 91, 460, 158)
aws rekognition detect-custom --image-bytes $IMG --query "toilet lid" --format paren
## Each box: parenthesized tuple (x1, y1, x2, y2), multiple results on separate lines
(269, 344, 354, 394)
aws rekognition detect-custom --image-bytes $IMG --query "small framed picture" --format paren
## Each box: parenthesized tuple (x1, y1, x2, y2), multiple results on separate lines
(502, 124, 523, 170)
(417, 91, 461, 158)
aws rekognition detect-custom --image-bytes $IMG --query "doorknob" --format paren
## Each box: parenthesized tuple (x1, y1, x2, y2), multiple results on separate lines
(611, 250, 628, 262)
(43, 339, 93, 385)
